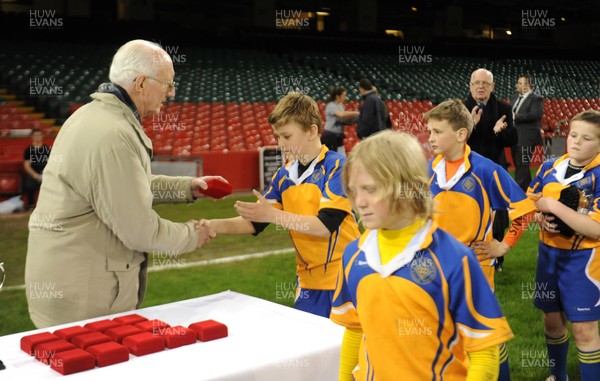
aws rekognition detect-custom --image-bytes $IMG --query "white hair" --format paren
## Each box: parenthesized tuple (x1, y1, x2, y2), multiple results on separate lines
(470, 68, 494, 83)
(109, 39, 171, 86)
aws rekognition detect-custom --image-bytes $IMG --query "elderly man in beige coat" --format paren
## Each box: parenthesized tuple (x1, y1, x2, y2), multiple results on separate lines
(25, 40, 223, 328)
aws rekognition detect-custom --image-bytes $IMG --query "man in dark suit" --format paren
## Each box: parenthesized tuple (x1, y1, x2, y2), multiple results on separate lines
(510, 74, 544, 191)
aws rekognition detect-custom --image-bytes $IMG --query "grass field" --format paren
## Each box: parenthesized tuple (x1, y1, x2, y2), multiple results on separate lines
(0, 192, 592, 380)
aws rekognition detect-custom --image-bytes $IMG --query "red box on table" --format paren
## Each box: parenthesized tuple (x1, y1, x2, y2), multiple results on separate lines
(71, 332, 111, 349)
(104, 325, 143, 344)
(50, 348, 95, 375)
(122, 332, 165, 356)
(188, 319, 228, 342)
(134, 319, 170, 334)
(20, 332, 60, 355)
(87, 341, 130, 367)
(34, 339, 76, 364)
(158, 326, 197, 349)
(53, 326, 92, 342)
(113, 313, 148, 326)
(84, 319, 122, 333)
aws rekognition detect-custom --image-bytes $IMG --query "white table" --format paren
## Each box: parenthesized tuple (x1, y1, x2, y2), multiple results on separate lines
(0, 291, 344, 380)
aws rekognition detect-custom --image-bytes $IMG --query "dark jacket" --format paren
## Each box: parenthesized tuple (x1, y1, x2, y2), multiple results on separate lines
(465, 93, 518, 164)
(357, 91, 388, 139)
(511, 92, 544, 147)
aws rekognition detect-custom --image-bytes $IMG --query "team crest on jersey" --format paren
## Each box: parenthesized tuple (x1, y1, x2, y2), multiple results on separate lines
(410, 257, 436, 285)
(461, 177, 475, 193)
(311, 169, 324, 182)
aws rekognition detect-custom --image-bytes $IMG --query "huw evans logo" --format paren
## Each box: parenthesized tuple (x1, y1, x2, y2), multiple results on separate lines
(530, 76, 556, 97)
(153, 45, 187, 65)
(275, 76, 310, 95)
(275, 10, 309, 30)
(398, 46, 432, 65)
(29, 10, 63, 29)
(29, 77, 63, 97)
(521, 10, 555, 29)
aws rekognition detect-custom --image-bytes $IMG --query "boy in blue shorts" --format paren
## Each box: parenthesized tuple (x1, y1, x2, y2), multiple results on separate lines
(425, 99, 537, 380)
(331, 130, 513, 380)
(204, 92, 360, 318)
(528, 110, 600, 381)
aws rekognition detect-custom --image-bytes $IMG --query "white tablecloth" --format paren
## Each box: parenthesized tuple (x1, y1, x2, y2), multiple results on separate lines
(0, 291, 344, 380)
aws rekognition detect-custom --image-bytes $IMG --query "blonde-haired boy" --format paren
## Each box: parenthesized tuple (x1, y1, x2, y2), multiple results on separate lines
(205, 92, 360, 317)
(331, 130, 513, 380)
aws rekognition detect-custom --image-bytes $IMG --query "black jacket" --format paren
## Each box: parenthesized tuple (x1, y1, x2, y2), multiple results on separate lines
(511, 92, 544, 147)
(465, 93, 518, 164)
(357, 91, 388, 139)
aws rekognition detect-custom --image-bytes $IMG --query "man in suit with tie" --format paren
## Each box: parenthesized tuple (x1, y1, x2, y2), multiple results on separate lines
(510, 74, 544, 191)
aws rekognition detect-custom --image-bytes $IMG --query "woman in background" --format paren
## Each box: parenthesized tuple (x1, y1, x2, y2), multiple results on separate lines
(322, 86, 359, 155)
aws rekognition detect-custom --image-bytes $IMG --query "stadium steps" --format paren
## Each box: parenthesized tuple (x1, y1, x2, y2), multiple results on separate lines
(0, 92, 60, 136)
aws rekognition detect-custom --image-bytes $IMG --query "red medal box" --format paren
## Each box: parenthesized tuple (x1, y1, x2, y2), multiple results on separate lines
(84, 319, 122, 332)
(53, 326, 92, 342)
(122, 332, 165, 356)
(20, 332, 60, 355)
(104, 325, 143, 344)
(159, 326, 197, 349)
(113, 313, 148, 325)
(71, 332, 111, 349)
(188, 319, 228, 342)
(134, 319, 170, 333)
(50, 348, 95, 375)
(87, 341, 130, 367)
(199, 178, 232, 199)
(34, 339, 76, 364)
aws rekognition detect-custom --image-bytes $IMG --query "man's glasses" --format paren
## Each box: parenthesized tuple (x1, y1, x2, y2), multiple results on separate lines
(471, 81, 493, 88)
(145, 76, 176, 91)
(126, 69, 176, 91)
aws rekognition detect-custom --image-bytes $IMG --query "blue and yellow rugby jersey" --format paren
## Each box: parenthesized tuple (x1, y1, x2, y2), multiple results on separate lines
(428, 145, 536, 267)
(527, 153, 600, 250)
(264, 145, 360, 290)
(330, 220, 513, 380)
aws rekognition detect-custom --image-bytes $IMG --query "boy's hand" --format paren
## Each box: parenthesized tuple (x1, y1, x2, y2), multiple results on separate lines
(472, 239, 510, 259)
(234, 190, 275, 223)
(189, 219, 216, 247)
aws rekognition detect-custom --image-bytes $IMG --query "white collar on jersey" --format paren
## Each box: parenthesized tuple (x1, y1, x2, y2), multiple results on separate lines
(286, 156, 320, 185)
(432, 157, 466, 190)
(554, 159, 585, 185)
(359, 219, 433, 278)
